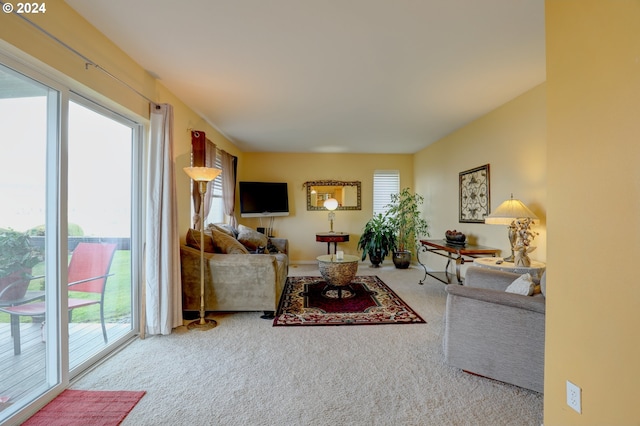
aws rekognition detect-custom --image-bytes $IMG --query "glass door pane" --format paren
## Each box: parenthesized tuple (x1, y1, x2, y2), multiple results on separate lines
(0, 64, 59, 421)
(67, 100, 135, 372)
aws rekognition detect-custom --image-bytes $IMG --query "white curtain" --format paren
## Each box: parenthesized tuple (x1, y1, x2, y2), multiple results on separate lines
(145, 104, 182, 335)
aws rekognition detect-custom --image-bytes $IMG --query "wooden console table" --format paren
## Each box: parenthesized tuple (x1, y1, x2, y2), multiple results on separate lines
(316, 232, 349, 254)
(417, 239, 499, 285)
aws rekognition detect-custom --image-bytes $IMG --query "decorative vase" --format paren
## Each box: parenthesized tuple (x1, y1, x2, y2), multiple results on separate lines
(0, 268, 32, 301)
(392, 251, 411, 269)
(368, 251, 382, 267)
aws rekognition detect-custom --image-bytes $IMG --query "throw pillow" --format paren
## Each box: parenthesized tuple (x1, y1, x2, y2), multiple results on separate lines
(186, 228, 215, 253)
(237, 224, 268, 251)
(505, 273, 535, 296)
(540, 271, 546, 297)
(211, 229, 249, 254)
(208, 223, 237, 238)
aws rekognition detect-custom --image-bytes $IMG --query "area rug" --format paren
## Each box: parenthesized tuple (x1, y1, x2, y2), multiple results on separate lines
(273, 275, 425, 326)
(22, 389, 146, 426)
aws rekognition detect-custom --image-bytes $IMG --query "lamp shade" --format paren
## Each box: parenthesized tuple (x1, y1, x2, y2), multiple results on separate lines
(485, 196, 538, 225)
(323, 198, 339, 211)
(183, 166, 222, 182)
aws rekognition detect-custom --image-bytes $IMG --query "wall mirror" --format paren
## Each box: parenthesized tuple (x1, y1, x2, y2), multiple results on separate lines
(305, 180, 361, 211)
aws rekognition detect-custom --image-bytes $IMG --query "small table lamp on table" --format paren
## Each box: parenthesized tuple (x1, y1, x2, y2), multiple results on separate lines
(324, 198, 339, 232)
(485, 194, 538, 267)
(184, 166, 222, 330)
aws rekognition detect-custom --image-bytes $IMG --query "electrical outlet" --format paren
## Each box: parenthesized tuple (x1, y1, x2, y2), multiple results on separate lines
(566, 380, 581, 414)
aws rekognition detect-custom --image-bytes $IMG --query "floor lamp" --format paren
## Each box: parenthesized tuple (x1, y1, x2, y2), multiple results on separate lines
(184, 166, 222, 330)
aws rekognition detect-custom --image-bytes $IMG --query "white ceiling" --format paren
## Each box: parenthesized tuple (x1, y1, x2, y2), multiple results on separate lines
(65, 0, 545, 154)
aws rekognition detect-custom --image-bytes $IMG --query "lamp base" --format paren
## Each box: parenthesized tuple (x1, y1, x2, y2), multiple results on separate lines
(187, 318, 217, 331)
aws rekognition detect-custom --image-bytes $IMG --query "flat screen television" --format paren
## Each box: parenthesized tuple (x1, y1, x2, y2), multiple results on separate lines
(239, 181, 290, 218)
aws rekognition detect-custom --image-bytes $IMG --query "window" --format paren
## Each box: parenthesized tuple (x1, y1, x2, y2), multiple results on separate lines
(206, 151, 224, 224)
(373, 170, 400, 215)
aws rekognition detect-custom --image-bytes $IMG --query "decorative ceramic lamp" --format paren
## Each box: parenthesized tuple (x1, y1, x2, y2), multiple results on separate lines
(485, 194, 538, 266)
(183, 166, 222, 330)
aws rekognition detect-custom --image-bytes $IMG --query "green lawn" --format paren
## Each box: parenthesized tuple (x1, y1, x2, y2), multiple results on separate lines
(0, 250, 132, 324)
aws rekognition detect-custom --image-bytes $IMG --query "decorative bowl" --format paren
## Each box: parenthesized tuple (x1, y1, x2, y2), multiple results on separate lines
(445, 231, 466, 244)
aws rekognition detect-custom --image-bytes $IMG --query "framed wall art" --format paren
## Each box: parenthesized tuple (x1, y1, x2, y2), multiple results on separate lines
(459, 164, 490, 223)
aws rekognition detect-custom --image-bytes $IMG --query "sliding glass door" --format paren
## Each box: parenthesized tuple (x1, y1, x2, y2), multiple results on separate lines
(67, 99, 137, 372)
(0, 57, 141, 423)
(0, 62, 61, 421)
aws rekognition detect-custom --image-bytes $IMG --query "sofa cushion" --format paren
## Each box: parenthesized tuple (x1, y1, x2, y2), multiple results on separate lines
(237, 224, 268, 251)
(505, 273, 535, 296)
(186, 228, 215, 253)
(211, 229, 249, 254)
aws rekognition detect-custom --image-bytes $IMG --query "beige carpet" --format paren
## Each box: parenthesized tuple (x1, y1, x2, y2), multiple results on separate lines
(74, 264, 543, 425)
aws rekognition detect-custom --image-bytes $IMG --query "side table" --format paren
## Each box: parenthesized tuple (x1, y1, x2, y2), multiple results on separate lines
(317, 254, 359, 298)
(316, 232, 349, 254)
(473, 257, 546, 280)
(417, 239, 500, 285)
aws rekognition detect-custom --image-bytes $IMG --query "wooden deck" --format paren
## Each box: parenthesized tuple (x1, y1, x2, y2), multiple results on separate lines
(0, 320, 132, 408)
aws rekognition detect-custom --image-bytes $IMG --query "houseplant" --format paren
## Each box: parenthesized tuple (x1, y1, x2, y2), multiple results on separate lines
(385, 188, 430, 269)
(0, 228, 43, 300)
(357, 213, 396, 267)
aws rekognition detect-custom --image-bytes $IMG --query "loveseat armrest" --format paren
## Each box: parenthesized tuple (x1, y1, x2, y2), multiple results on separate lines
(465, 266, 534, 291)
(446, 284, 545, 314)
(270, 238, 288, 254)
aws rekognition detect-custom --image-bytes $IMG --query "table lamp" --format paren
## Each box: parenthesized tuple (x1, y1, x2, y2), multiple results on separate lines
(184, 166, 222, 330)
(485, 194, 538, 264)
(324, 198, 339, 232)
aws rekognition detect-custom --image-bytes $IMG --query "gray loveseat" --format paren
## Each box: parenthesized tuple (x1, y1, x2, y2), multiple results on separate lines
(180, 225, 288, 317)
(443, 266, 545, 392)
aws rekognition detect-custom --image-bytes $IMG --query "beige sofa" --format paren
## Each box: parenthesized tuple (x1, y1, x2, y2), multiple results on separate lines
(443, 266, 545, 392)
(180, 225, 288, 318)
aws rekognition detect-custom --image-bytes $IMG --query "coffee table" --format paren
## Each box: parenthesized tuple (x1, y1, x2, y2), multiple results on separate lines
(316, 254, 359, 298)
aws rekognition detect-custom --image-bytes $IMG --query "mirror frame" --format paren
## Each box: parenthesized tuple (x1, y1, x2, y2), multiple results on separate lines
(305, 180, 361, 211)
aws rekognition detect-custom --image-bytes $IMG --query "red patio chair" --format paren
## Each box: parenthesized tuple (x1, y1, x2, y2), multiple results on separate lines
(0, 242, 117, 355)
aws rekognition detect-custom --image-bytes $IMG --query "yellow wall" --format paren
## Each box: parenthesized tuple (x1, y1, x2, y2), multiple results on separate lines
(0, 0, 241, 237)
(544, 1, 640, 423)
(240, 152, 413, 262)
(414, 84, 547, 273)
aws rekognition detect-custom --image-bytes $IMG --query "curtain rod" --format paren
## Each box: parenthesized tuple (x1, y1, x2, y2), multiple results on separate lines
(3, 2, 159, 107)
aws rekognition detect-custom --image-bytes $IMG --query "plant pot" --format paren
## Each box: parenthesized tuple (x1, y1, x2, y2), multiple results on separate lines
(392, 251, 412, 269)
(0, 268, 32, 301)
(368, 251, 382, 267)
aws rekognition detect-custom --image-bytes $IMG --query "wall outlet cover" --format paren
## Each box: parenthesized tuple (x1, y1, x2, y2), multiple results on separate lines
(566, 380, 581, 414)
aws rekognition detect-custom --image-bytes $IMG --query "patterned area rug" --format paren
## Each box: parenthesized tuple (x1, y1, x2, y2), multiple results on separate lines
(273, 275, 426, 326)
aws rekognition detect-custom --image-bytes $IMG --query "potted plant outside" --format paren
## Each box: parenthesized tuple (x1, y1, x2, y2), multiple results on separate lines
(357, 213, 396, 267)
(385, 188, 430, 269)
(0, 229, 43, 301)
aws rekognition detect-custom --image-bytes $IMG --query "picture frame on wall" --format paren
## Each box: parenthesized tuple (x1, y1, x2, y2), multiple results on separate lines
(459, 164, 490, 223)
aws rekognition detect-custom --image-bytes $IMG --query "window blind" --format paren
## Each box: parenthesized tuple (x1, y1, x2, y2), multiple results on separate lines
(211, 150, 223, 197)
(373, 170, 400, 215)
